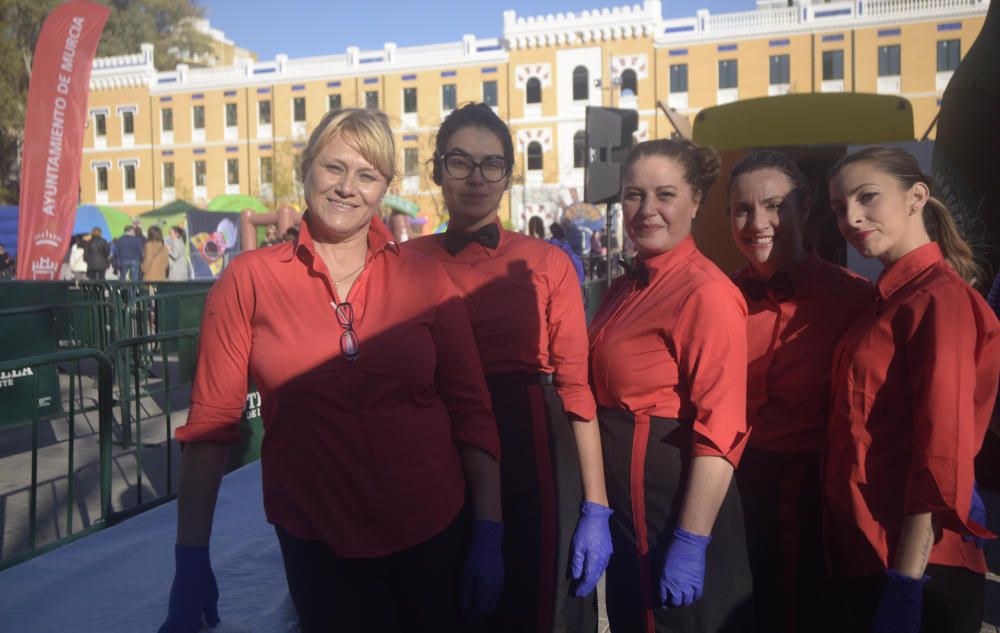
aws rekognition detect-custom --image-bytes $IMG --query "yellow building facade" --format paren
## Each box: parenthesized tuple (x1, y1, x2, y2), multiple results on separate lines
(80, 0, 990, 231)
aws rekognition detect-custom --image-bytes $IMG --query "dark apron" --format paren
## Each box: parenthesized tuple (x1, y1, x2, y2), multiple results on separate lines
(467, 371, 597, 633)
(598, 407, 754, 633)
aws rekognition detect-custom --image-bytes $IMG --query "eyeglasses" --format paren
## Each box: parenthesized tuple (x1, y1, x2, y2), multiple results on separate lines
(440, 152, 511, 183)
(334, 301, 359, 361)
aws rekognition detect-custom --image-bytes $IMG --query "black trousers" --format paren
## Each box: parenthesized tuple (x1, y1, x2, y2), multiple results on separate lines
(598, 407, 755, 633)
(736, 448, 835, 633)
(469, 372, 597, 633)
(836, 563, 985, 633)
(275, 511, 465, 633)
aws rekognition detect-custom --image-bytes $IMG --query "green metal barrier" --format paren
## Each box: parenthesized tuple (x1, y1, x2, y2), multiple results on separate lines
(0, 349, 113, 571)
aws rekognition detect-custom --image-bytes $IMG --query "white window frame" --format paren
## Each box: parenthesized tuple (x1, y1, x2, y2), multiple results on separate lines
(192, 105, 206, 143)
(118, 158, 139, 203)
(91, 108, 109, 149)
(193, 160, 208, 202)
(162, 162, 176, 202)
(224, 102, 239, 141)
(160, 107, 174, 145)
(292, 97, 307, 137)
(225, 157, 240, 194)
(257, 100, 272, 139)
(117, 105, 137, 148)
(401, 87, 418, 127)
(92, 160, 110, 204)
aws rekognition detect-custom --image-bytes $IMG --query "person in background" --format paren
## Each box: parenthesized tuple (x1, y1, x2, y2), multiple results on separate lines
(527, 216, 546, 240)
(142, 226, 169, 282)
(726, 150, 875, 633)
(166, 227, 192, 281)
(589, 138, 754, 633)
(69, 236, 88, 280)
(159, 108, 502, 633)
(548, 222, 584, 285)
(83, 227, 110, 280)
(825, 145, 1000, 633)
(114, 225, 144, 282)
(0, 243, 14, 279)
(389, 211, 411, 243)
(407, 103, 612, 633)
(260, 224, 282, 248)
(283, 227, 299, 242)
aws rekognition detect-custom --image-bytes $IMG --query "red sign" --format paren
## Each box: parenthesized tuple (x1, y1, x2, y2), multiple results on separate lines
(17, 1, 110, 280)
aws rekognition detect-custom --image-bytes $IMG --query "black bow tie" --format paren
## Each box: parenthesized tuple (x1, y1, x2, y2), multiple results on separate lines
(444, 224, 500, 255)
(741, 272, 795, 302)
(620, 255, 649, 288)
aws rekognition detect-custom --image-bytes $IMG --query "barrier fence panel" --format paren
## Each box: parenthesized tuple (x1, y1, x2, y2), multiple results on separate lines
(0, 349, 113, 570)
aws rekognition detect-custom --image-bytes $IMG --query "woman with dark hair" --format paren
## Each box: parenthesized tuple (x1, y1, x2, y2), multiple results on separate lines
(407, 103, 612, 633)
(166, 226, 191, 281)
(527, 216, 546, 240)
(825, 145, 1000, 633)
(159, 108, 502, 633)
(726, 151, 875, 632)
(589, 138, 754, 633)
(142, 225, 169, 281)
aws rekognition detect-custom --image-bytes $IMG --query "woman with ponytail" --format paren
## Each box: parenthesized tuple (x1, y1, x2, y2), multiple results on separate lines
(825, 146, 1000, 633)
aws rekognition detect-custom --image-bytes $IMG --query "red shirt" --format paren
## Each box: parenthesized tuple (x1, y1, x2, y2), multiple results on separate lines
(406, 225, 596, 421)
(176, 215, 499, 558)
(588, 236, 749, 464)
(825, 242, 1000, 576)
(732, 252, 876, 454)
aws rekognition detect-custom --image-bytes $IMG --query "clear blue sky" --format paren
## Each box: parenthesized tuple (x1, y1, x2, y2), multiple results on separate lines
(201, 0, 755, 61)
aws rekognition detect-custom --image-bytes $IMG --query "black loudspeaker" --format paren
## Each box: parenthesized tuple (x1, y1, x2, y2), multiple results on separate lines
(584, 106, 639, 205)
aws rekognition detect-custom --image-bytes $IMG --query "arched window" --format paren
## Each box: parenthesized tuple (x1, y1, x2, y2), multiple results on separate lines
(573, 131, 587, 168)
(573, 66, 589, 101)
(527, 141, 543, 171)
(526, 77, 542, 104)
(620, 69, 638, 97)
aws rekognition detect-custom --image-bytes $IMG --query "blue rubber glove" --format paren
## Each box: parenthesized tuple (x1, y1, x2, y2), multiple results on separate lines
(963, 482, 987, 549)
(570, 501, 614, 597)
(659, 527, 711, 608)
(462, 519, 504, 621)
(872, 569, 929, 633)
(158, 544, 220, 633)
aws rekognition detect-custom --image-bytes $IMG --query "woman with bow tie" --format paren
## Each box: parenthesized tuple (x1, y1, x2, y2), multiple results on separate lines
(588, 138, 754, 633)
(726, 151, 875, 633)
(406, 103, 612, 633)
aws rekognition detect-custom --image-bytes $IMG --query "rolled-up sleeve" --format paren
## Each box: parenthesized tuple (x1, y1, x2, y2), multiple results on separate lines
(431, 276, 501, 461)
(545, 248, 597, 421)
(904, 293, 994, 539)
(674, 281, 749, 466)
(175, 261, 254, 445)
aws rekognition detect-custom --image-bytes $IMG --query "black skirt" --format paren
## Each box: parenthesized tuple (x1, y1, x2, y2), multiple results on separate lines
(598, 407, 754, 633)
(466, 371, 597, 633)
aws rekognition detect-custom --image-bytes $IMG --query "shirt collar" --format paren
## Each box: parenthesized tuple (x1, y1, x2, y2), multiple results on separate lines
(876, 241, 942, 300)
(280, 211, 399, 263)
(639, 234, 697, 283)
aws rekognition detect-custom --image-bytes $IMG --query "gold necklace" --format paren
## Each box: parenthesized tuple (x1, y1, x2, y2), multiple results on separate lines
(332, 261, 365, 286)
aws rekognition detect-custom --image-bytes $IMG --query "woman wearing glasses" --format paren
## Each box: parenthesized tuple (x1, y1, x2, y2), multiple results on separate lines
(407, 103, 612, 633)
(588, 139, 754, 633)
(160, 108, 503, 633)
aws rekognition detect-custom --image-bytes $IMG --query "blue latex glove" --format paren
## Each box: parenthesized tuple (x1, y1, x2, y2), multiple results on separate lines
(159, 544, 220, 633)
(462, 519, 504, 621)
(872, 569, 929, 633)
(963, 482, 987, 549)
(570, 501, 614, 597)
(659, 527, 711, 608)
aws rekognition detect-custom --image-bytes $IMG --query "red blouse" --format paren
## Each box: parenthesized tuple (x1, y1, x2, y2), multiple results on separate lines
(176, 215, 499, 558)
(824, 242, 1000, 576)
(588, 236, 749, 464)
(732, 251, 876, 454)
(406, 225, 596, 421)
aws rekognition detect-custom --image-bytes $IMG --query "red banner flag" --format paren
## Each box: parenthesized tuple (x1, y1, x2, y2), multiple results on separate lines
(16, 1, 110, 280)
